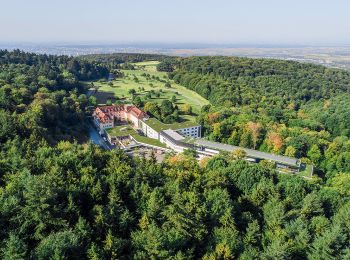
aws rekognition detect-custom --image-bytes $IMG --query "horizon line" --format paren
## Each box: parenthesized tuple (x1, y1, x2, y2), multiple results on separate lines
(1, 41, 350, 49)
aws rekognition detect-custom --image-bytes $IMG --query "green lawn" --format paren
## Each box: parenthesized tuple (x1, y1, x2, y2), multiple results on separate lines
(132, 61, 159, 72)
(106, 125, 135, 137)
(142, 118, 199, 132)
(132, 133, 166, 148)
(106, 125, 166, 148)
(298, 164, 314, 179)
(91, 61, 209, 116)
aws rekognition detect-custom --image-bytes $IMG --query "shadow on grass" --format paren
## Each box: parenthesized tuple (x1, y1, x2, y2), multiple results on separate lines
(94, 91, 117, 104)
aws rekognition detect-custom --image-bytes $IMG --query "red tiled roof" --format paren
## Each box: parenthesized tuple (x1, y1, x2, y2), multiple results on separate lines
(93, 104, 147, 123)
(128, 106, 147, 119)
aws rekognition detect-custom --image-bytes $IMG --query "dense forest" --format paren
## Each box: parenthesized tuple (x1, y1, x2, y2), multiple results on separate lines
(168, 56, 350, 107)
(1, 51, 350, 258)
(161, 56, 350, 179)
(0, 49, 108, 143)
(1, 49, 108, 83)
(2, 140, 350, 259)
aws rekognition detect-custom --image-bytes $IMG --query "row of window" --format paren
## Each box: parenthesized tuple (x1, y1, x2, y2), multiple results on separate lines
(181, 128, 199, 136)
(102, 123, 113, 128)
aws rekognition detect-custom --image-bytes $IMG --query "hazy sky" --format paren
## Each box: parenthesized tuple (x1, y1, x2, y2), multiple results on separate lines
(1, 0, 349, 45)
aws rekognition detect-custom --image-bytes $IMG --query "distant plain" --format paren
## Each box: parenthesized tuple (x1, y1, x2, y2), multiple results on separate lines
(2, 43, 350, 70)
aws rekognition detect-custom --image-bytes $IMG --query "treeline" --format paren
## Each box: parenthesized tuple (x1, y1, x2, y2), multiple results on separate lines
(168, 56, 350, 107)
(156, 59, 175, 72)
(1, 49, 109, 82)
(81, 53, 168, 69)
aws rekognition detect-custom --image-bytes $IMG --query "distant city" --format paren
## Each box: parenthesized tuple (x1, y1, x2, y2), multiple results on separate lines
(1, 42, 350, 70)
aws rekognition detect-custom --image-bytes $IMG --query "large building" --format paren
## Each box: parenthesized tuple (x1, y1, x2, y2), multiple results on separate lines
(193, 139, 302, 172)
(93, 104, 148, 130)
(93, 104, 201, 139)
(157, 130, 302, 173)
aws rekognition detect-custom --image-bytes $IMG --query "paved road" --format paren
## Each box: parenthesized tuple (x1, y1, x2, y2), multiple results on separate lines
(88, 123, 112, 150)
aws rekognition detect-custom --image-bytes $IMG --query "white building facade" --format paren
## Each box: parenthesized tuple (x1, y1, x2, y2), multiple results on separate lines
(94, 105, 202, 145)
(176, 125, 201, 138)
(139, 120, 159, 140)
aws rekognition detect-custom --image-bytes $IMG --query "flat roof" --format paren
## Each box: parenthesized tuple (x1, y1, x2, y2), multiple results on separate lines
(142, 117, 200, 132)
(194, 139, 300, 167)
(160, 130, 196, 149)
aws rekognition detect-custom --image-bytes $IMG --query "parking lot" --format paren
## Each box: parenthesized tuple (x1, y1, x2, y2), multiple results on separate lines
(127, 146, 168, 163)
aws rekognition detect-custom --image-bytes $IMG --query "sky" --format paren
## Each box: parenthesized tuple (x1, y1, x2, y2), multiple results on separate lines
(0, 0, 349, 45)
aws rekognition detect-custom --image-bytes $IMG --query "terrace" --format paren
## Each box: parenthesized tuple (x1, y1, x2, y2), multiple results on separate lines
(106, 125, 166, 148)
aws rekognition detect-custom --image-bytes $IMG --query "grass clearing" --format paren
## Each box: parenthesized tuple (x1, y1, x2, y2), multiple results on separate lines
(298, 164, 314, 179)
(90, 61, 209, 118)
(106, 125, 135, 137)
(132, 61, 159, 72)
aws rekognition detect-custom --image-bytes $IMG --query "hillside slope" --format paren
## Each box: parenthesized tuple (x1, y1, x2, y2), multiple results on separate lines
(169, 56, 350, 107)
(160, 56, 350, 177)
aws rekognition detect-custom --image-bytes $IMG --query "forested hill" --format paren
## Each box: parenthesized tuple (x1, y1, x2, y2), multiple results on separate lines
(160, 56, 350, 179)
(0, 50, 108, 143)
(168, 56, 350, 107)
(0, 49, 108, 82)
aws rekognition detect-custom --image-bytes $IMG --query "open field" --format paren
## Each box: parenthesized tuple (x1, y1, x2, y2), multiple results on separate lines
(90, 61, 209, 117)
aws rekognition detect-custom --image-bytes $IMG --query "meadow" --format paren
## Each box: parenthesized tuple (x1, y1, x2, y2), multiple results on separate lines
(91, 61, 209, 117)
